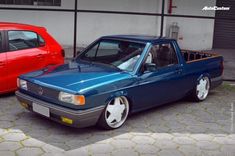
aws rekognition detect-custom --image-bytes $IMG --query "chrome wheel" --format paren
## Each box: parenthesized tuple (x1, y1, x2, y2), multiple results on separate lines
(105, 96, 129, 129)
(196, 76, 210, 100)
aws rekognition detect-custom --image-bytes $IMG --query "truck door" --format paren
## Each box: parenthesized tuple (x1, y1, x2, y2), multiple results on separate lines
(0, 31, 8, 93)
(135, 42, 185, 110)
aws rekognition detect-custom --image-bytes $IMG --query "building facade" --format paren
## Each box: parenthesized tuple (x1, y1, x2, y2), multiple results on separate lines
(0, 0, 219, 50)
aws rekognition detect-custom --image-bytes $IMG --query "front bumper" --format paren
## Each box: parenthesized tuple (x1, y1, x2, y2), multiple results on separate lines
(15, 91, 105, 128)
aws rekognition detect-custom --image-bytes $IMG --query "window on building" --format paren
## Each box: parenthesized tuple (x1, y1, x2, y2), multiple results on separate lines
(8, 31, 43, 51)
(0, 0, 61, 6)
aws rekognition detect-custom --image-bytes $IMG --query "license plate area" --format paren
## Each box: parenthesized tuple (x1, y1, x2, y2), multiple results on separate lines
(32, 103, 50, 117)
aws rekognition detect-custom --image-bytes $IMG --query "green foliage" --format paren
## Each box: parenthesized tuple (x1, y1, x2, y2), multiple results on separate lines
(222, 82, 235, 92)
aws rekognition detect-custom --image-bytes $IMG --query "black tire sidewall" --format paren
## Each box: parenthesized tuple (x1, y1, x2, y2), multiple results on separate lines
(97, 97, 129, 130)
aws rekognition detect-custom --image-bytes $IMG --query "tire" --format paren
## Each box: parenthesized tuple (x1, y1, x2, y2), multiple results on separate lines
(192, 76, 210, 102)
(97, 96, 130, 130)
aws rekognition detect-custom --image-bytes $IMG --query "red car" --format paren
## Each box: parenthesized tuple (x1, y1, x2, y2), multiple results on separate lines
(0, 22, 64, 94)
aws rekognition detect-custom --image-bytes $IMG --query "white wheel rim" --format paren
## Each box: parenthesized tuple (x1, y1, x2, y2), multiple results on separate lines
(105, 96, 129, 128)
(196, 77, 210, 100)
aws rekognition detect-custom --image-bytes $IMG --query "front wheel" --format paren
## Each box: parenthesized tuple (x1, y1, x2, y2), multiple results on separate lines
(97, 96, 130, 130)
(192, 76, 210, 101)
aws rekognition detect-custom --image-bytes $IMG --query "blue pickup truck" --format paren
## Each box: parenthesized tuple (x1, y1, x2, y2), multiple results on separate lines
(16, 35, 223, 130)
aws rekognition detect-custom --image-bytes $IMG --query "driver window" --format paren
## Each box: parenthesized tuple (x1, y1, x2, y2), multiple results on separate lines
(156, 43, 178, 68)
(145, 45, 159, 65)
(145, 43, 178, 68)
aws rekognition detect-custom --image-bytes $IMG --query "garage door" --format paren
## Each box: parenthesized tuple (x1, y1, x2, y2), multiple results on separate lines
(213, 0, 235, 49)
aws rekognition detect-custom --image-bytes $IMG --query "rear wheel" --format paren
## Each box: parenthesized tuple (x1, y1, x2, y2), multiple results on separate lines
(98, 96, 129, 130)
(192, 76, 210, 101)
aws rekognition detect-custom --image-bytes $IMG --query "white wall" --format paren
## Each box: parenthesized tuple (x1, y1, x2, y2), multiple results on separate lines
(78, 0, 160, 12)
(165, 0, 216, 50)
(76, 0, 161, 47)
(0, 10, 74, 46)
(76, 14, 160, 47)
(0, 0, 75, 46)
(0, 0, 161, 47)
(0, 0, 216, 50)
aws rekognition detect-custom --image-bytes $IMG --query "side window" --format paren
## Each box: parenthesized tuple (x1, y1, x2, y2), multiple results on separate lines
(38, 35, 45, 46)
(147, 43, 178, 68)
(8, 31, 39, 51)
(144, 45, 159, 65)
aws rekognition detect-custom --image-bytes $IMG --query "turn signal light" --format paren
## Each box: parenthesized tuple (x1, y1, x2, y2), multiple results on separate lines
(75, 95, 85, 105)
(61, 116, 73, 125)
(20, 102, 28, 109)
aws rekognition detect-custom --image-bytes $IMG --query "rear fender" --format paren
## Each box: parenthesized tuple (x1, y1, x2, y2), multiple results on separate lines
(196, 73, 211, 86)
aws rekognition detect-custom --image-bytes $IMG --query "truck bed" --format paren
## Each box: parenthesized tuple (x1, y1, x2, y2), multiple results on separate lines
(181, 50, 219, 63)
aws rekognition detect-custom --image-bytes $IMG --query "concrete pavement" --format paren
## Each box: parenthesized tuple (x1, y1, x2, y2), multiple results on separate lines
(0, 84, 234, 156)
(209, 49, 235, 80)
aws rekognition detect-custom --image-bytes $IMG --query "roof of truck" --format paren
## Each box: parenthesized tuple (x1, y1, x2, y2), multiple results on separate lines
(102, 35, 176, 43)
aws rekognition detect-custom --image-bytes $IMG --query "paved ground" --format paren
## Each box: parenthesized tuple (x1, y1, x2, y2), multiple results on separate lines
(0, 83, 234, 156)
(207, 49, 235, 80)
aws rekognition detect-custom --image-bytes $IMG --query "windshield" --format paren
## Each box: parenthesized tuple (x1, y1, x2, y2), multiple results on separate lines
(77, 39, 146, 72)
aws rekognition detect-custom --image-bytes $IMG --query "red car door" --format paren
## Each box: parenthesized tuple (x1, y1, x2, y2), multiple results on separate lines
(6, 30, 48, 90)
(0, 31, 8, 93)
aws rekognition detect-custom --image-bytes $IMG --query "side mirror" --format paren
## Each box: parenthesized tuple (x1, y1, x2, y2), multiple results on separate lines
(144, 63, 157, 72)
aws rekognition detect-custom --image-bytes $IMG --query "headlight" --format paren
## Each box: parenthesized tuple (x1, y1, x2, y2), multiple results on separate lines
(17, 78, 28, 90)
(58, 92, 85, 105)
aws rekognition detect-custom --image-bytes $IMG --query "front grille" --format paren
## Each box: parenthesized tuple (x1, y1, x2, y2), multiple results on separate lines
(25, 82, 79, 110)
(27, 82, 59, 99)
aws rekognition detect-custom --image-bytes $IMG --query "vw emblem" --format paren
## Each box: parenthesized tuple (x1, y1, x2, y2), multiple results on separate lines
(38, 87, 43, 95)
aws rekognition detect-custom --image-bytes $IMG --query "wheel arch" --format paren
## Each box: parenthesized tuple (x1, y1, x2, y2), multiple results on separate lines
(196, 73, 211, 86)
(104, 90, 133, 114)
